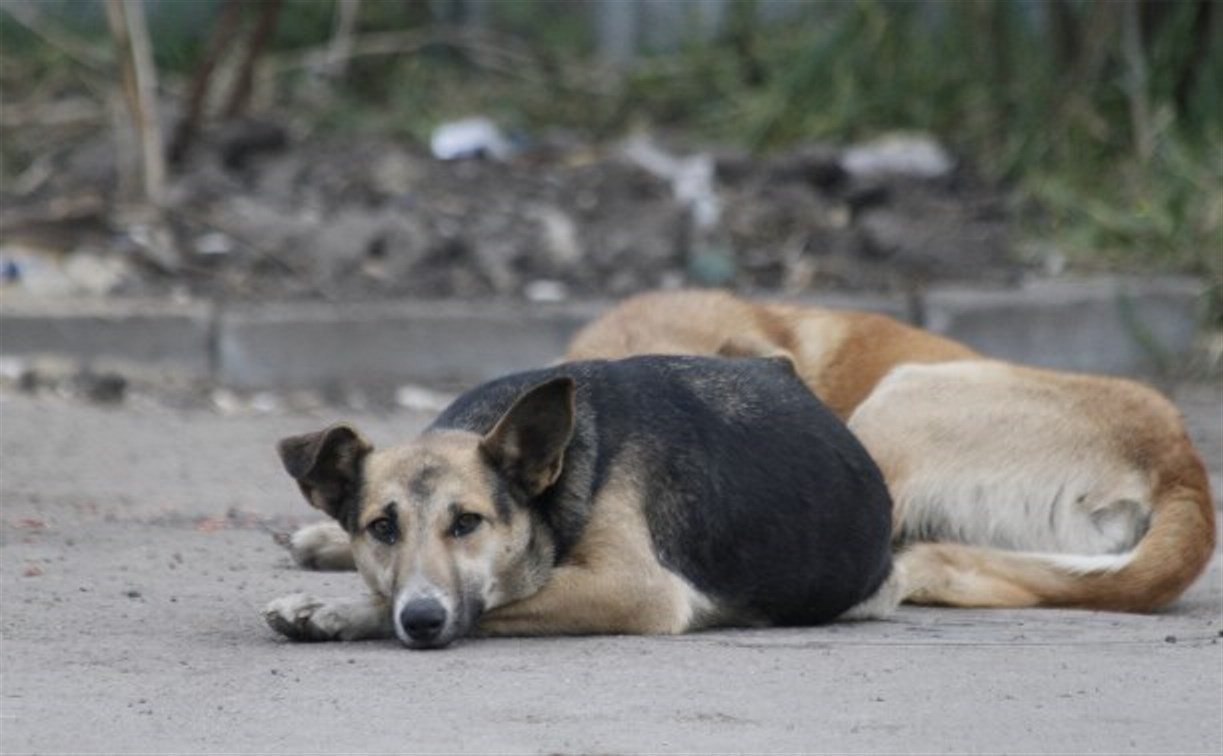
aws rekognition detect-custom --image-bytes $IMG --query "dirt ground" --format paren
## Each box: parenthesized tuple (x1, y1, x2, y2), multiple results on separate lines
(0, 380, 1220, 754)
(2, 130, 1016, 304)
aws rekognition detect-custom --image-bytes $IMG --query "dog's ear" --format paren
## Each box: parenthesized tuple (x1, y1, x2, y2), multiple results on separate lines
(480, 377, 576, 498)
(276, 423, 372, 529)
(717, 336, 799, 376)
(717, 334, 795, 363)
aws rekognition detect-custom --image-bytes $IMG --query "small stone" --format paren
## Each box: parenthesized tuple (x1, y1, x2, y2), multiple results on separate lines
(523, 279, 569, 303)
(76, 371, 127, 404)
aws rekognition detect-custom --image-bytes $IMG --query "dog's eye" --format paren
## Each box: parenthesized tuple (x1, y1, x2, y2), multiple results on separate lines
(449, 512, 483, 538)
(367, 516, 399, 545)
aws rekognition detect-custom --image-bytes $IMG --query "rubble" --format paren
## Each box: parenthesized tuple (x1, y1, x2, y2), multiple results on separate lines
(0, 127, 1018, 303)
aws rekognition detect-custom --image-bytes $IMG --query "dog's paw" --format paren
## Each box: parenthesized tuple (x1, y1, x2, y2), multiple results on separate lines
(278, 521, 355, 571)
(839, 563, 905, 621)
(264, 594, 393, 642)
(264, 594, 348, 641)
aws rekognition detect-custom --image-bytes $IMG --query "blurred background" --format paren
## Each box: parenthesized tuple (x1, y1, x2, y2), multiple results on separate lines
(1, 0, 1219, 313)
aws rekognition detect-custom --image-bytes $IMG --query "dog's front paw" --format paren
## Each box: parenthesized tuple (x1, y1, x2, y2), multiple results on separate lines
(276, 521, 355, 571)
(264, 594, 394, 642)
(264, 594, 347, 641)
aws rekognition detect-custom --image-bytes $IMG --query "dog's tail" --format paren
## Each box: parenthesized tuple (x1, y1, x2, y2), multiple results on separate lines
(898, 460, 1216, 612)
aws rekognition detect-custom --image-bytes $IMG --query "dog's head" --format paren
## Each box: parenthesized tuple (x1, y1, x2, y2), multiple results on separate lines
(277, 377, 576, 648)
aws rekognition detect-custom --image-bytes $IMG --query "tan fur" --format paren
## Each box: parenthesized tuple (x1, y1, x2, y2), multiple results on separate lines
(352, 430, 554, 616)
(283, 520, 354, 571)
(567, 290, 976, 420)
(479, 466, 714, 637)
(269, 424, 716, 644)
(565, 289, 1216, 612)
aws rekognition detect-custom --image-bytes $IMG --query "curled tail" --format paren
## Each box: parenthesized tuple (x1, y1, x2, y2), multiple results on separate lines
(898, 476, 1217, 612)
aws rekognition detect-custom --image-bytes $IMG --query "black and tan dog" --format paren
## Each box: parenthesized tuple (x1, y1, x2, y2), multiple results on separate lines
(265, 355, 896, 648)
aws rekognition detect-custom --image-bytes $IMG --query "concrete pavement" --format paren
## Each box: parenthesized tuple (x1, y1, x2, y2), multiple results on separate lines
(1, 383, 1220, 754)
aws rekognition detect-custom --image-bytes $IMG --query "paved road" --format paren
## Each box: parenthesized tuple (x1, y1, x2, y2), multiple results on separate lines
(1, 383, 1220, 754)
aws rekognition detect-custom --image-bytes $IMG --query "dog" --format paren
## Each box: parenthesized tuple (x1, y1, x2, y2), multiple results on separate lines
(265, 355, 897, 648)
(565, 289, 1216, 612)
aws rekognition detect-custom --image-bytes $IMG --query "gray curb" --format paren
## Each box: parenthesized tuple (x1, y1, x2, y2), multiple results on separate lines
(0, 276, 1209, 390)
(216, 300, 602, 390)
(0, 298, 216, 379)
(921, 276, 1206, 375)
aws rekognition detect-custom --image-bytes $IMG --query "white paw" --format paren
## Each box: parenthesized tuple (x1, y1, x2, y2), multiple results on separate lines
(264, 593, 348, 641)
(279, 521, 355, 571)
(839, 564, 904, 621)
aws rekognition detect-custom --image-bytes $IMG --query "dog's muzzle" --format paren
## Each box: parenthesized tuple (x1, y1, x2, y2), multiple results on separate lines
(398, 598, 448, 648)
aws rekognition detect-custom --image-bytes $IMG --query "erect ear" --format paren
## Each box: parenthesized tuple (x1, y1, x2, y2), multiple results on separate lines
(717, 333, 794, 363)
(276, 423, 372, 530)
(716, 336, 799, 376)
(480, 377, 576, 498)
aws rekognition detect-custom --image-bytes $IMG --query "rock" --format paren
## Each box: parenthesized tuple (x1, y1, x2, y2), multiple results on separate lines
(193, 232, 234, 257)
(523, 279, 569, 303)
(218, 119, 289, 172)
(842, 133, 955, 180)
(430, 118, 514, 161)
(530, 205, 583, 267)
(73, 370, 127, 404)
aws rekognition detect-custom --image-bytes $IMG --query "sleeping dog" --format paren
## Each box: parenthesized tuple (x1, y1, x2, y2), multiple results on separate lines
(266, 355, 896, 648)
(565, 289, 1217, 612)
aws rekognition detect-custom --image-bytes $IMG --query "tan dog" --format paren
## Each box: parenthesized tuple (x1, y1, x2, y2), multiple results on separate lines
(566, 289, 1216, 612)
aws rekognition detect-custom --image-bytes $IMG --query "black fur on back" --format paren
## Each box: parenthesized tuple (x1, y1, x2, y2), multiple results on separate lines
(429, 355, 893, 625)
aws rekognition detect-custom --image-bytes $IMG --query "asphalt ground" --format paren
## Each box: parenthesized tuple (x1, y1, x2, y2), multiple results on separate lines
(1, 381, 1220, 754)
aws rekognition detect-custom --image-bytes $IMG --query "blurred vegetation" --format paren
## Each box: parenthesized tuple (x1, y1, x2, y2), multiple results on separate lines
(619, 0, 1221, 312)
(645, 0, 1222, 308)
(1, 0, 1219, 311)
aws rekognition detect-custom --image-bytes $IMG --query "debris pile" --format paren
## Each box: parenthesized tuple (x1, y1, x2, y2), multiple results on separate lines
(1, 125, 1017, 302)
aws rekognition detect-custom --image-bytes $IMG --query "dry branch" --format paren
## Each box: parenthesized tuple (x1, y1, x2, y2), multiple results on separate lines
(104, 0, 165, 206)
(1121, 0, 1154, 163)
(222, 0, 283, 119)
(168, 0, 244, 165)
(323, 0, 363, 79)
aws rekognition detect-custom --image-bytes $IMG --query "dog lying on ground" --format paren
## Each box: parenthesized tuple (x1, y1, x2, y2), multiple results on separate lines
(564, 289, 1216, 612)
(265, 355, 896, 648)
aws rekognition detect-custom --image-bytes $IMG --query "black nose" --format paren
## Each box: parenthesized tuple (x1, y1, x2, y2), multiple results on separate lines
(399, 599, 447, 645)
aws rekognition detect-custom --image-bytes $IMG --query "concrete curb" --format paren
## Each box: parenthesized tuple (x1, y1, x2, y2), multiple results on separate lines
(921, 276, 1206, 374)
(0, 297, 216, 380)
(0, 276, 1209, 390)
(216, 299, 602, 390)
